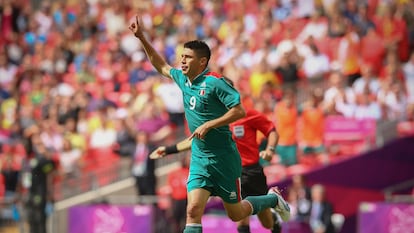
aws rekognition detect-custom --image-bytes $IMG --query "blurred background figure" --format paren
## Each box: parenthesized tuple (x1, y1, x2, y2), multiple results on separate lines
(273, 89, 298, 166)
(130, 131, 156, 199)
(23, 134, 58, 233)
(290, 174, 311, 221)
(167, 155, 190, 233)
(307, 184, 335, 233)
(299, 88, 328, 164)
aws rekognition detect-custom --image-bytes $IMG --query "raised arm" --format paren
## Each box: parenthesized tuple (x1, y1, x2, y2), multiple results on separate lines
(129, 15, 172, 78)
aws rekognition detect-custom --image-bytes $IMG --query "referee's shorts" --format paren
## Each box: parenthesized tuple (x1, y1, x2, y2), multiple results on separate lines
(240, 163, 268, 199)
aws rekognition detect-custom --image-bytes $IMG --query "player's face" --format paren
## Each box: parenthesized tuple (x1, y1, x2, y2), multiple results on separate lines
(180, 48, 204, 79)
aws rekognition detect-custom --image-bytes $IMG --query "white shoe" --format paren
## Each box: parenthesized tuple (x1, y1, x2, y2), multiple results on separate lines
(268, 187, 290, 222)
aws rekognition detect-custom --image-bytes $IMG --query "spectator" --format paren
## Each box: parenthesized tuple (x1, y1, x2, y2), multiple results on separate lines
(403, 51, 414, 101)
(155, 78, 185, 129)
(89, 115, 117, 149)
(360, 28, 386, 73)
(379, 50, 406, 83)
(353, 3, 376, 37)
(63, 117, 86, 153)
(0, 91, 18, 131)
(0, 53, 17, 89)
(291, 174, 312, 221)
(352, 63, 380, 95)
(323, 71, 355, 116)
(167, 155, 190, 233)
(23, 137, 57, 233)
(335, 24, 361, 85)
(39, 119, 64, 153)
(396, 103, 414, 137)
(301, 43, 330, 81)
(129, 51, 155, 85)
(276, 47, 303, 86)
(113, 117, 136, 158)
(271, 0, 292, 22)
(273, 89, 298, 166)
(342, 0, 359, 25)
(58, 139, 82, 178)
(131, 131, 156, 198)
(0, 144, 23, 203)
(249, 60, 280, 99)
(299, 88, 327, 163)
(327, 10, 348, 38)
(286, 186, 299, 221)
(308, 184, 335, 233)
(353, 92, 382, 120)
(296, 10, 328, 43)
(374, 3, 409, 61)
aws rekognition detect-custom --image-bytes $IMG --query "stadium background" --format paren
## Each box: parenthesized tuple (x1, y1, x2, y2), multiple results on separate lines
(0, 0, 414, 232)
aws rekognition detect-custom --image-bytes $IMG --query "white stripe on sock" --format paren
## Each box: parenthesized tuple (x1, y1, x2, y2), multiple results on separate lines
(186, 223, 202, 228)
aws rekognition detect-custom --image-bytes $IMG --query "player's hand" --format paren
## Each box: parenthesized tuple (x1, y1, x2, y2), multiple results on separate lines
(129, 15, 145, 38)
(259, 149, 274, 162)
(149, 146, 166, 159)
(190, 122, 211, 140)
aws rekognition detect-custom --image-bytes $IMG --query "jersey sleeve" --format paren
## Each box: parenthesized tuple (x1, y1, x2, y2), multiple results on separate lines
(249, 110, 276, 137)
(214, 78, 241, 109)
(170, 68, 187, 90)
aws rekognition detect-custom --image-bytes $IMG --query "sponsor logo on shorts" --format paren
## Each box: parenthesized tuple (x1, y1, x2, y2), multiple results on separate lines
(229, 191, 237, 200)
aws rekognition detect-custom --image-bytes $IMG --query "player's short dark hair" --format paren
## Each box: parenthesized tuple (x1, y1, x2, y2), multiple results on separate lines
(184, 40, 211, 63)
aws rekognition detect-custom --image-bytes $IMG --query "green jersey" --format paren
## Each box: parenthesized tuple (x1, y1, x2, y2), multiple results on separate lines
(170, 68, 243, 203)
(170, 68, 241, 155)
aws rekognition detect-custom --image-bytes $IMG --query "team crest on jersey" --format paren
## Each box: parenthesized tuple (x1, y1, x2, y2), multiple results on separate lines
(233, 125, 245, 138)
(199, 90, 205, 96)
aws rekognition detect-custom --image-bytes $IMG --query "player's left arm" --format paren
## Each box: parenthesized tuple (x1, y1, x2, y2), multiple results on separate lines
(149, 137, 193, 159)
(191, 104, 245, 140)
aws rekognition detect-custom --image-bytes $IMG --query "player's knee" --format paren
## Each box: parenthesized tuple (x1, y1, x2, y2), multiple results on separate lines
(227, 211, 243, 222)
(186, 203, 204, 220)
(261, 220, 274, 229)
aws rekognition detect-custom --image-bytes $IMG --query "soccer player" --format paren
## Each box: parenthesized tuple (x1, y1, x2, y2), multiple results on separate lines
(129, 15, 290, 233)
(152, 78, 283, 233)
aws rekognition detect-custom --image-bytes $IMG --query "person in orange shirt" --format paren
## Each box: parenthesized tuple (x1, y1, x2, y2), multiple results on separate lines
(273, 89, 298, 166)
(167, 155, 190, 233)
(299, 89, 327, 162)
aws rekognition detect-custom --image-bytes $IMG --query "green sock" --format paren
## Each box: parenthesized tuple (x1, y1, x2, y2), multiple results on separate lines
(245, 194, 277, 215)
(237, 225, 251, 233)
(183, 224, 202, 233)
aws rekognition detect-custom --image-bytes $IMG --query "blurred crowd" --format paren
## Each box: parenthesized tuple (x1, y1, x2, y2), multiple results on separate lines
(286, 175, 338, 233)
(0, 0, 414, 230)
